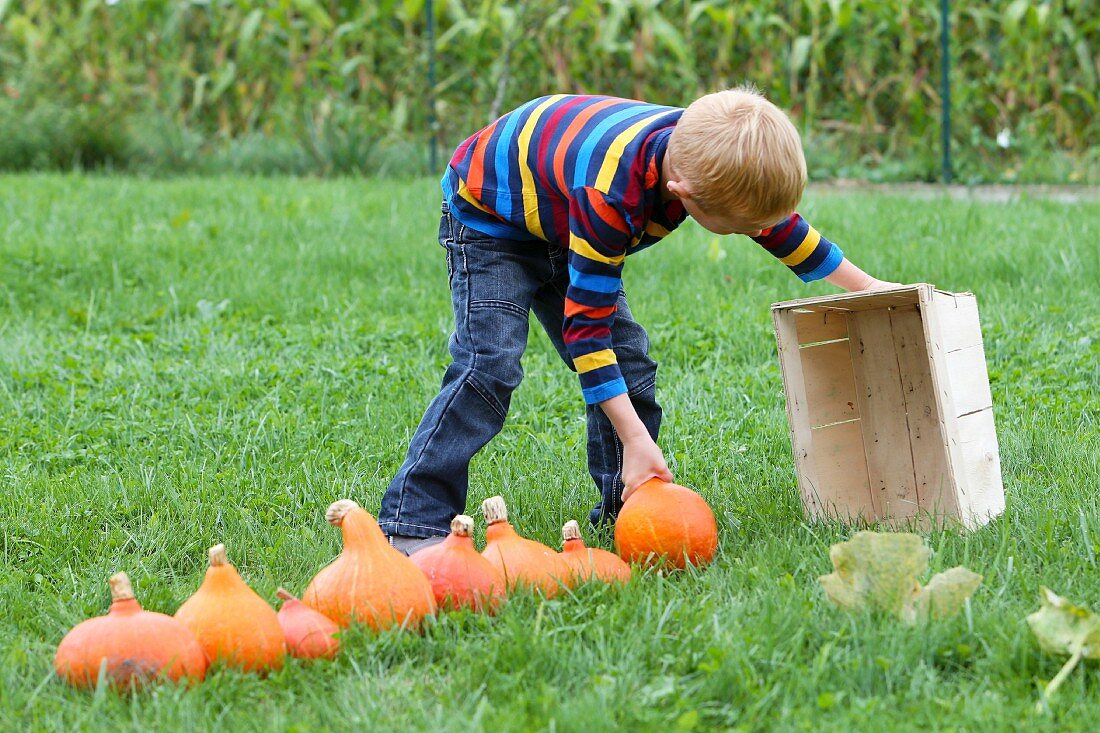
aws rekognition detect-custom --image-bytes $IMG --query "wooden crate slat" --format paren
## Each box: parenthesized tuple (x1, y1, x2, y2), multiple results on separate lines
(944, 344, 995, 417)
(954, 407, 1006, 527)
(801, 340, 860, 428)
(889, 305, 958, 517)
(793, 309, 849, 345)
(848, 309, 919, 520)
(931, 291, 984, 353)
(772, 309, 822, 517)
(809, 420, 875, 521)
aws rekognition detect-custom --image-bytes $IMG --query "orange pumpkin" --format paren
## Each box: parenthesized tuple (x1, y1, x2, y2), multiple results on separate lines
(174, 544, 286, 673)
(614, 478, 718, 569)
(410, 515, 506, 613)
(275, 588, 340, 660)
(302, 499, 436, 630)
(54, 573, 207, 690)
(560, 520, 632, 584)
(480, 496, 569, 597)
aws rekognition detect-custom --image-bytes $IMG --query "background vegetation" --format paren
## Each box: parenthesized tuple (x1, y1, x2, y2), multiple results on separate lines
(1, 0, 1097, 182)
(2, 176, 1098, 729)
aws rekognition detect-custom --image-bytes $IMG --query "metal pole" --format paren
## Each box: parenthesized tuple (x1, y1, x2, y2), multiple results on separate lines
(940, 0, 952, 183)
(427, 0, 439, 173)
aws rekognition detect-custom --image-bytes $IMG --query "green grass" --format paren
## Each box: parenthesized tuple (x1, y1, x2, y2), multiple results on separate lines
(1, 175, 1098, 732)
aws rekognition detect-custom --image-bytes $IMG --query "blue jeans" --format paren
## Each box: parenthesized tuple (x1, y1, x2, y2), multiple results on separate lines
(377, 206, 662, 538)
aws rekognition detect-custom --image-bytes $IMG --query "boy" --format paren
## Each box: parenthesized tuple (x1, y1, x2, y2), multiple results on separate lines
(378, 87, 898, 555)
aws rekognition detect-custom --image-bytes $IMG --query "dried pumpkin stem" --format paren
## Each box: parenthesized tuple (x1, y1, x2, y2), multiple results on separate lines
(481, 496, 509, 524)
(108, 572, 135, 602)
(326, 499, 359, 527)
(562, 520, 582, 542)
(451, 515, 474, 536)
(276, 587, 296, 602)
(208, 543, 228, 567)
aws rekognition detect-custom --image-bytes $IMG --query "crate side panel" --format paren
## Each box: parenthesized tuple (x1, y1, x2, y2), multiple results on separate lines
(848, 309, 920, 520)
(809, 420, 875, 522)
(889, 305, 958, 518)
(945, 344, 995, 417)
(955, 407, 1006, 527)
(773, 309, 825, 519)
(793, 310, 850, 345)
(801, 340, 860, 428)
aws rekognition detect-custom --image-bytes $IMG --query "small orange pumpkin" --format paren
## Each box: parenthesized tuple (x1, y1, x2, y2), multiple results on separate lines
(54, 572, 207, 690)
(614, 478, 718, 569)
(410, 514, 506, 613)
(275, 588, 340, 660)
(480, 496, 569, 597)
(174, 544, 286, 673)
(560, 520, 632, 584)
(302, 499, 436, 630)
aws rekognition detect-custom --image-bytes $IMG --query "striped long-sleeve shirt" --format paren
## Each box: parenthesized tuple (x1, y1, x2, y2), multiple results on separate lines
(442, 95, 843, 405)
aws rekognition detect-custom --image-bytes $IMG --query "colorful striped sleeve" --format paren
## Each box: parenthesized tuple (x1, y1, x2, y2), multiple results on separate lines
(563, 187, 634, 405)
(752, 213, 844, 282)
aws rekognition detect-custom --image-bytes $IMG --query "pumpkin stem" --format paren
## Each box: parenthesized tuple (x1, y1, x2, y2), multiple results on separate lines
(208, 543, 229, 567)
(276, 587, 296, 602)
(481, 496, 509, 525)
(108, 572, 136, 602)
(326, 499, 359, 526)
(451, 515, 474, 536)
(562, 520, 582, 543)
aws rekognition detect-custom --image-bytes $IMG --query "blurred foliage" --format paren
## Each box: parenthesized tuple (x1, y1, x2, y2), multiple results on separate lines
(0, 0, 1096, 181)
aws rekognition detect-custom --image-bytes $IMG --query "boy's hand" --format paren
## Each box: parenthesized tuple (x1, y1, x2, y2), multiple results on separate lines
(621, 433, 674, 503)
(599, 393, 673, 503)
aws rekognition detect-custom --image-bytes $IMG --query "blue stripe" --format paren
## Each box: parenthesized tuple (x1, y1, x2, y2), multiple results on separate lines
(493, 97, 544, 221)
(582, 377, 628, 405)
(572, 104, 670, 189)
(568, 265, 621, 293)
(799, 244, 845, 282)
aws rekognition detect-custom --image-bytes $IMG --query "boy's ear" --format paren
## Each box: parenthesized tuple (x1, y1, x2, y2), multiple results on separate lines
(665, 178, 693, 201)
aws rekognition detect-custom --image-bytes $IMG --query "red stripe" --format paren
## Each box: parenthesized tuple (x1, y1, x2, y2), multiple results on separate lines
(466, 119, 501, 198)
(758, 215, 799, 249)
(563, 324, 611, 344)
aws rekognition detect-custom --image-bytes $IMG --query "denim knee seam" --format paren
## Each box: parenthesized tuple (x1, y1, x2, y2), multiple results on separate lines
(466, 374, 509, 421)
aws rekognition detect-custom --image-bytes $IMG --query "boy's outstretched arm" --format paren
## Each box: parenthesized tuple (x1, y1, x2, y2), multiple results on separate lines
(822, 257, 901, 292)
(752, 213, 899, 291)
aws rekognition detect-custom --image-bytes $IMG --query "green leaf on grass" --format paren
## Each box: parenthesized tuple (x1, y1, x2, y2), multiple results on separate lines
(819, 531, 981, 625)
(1027, 587, 1100, 712)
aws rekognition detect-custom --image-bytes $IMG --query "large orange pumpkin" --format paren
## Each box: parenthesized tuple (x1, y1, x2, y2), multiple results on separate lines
(275, 588, 340, 660)
(480, 496, 569, 597)
(54, 572, 207, 690)
(560, 520, 632, 584)
(174, 544, 286, 673)
(302, 499, 436, 630)
(410, 515, 506, 613)
(614, 478, 718, 569)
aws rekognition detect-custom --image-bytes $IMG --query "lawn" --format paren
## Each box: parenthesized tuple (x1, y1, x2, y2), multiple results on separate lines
(1, 175, 1098, 732)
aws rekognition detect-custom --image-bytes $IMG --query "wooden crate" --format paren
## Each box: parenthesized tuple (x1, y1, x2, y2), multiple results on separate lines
(771, 284, 1005, 529)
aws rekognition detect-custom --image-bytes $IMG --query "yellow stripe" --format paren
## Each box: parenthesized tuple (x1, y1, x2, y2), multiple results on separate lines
(574, 348, 618, 374)
(594, 110, 671, 192)
(779, 227, 822, 266)
(517, 95, 566, 240)
(457, 180, 493, 214)
(570, 233, 625, 266)
(645, 220, 671, 238)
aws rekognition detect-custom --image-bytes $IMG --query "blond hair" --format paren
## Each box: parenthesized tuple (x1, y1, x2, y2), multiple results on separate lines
(668, 86, 807, 229)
